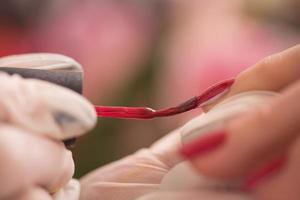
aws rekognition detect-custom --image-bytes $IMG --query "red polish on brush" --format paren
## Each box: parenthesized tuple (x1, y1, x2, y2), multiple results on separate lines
(94, 78, 235, 119)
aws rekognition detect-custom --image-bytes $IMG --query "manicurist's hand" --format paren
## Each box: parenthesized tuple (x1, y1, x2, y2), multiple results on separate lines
(0, 54, 96, 200)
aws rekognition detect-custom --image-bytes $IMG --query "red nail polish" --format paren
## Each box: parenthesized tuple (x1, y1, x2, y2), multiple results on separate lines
(95, 78, 235, 119)
(243, 155, 287, 191)
(179, 130, 227, 159)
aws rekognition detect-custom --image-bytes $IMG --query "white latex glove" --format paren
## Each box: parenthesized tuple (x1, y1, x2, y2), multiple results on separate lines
(0, 54, 96, 200)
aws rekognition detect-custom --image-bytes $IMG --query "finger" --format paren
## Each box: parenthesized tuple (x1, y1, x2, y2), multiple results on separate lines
(80, 130, 182, 200)
(0, 125, 74, 198)
(81, 148, 170, 185)
(81, 129, 182, 188)
(0, 72, 96, 140)
(11, 187, 52, 200)
(180, 79, 300, 179)
(204, 44, 300, 110)
(253, 137, 300, 200)
(80, 182, 158, 200)
(136, 191, 253, 200)
(149, 129, 183, 168)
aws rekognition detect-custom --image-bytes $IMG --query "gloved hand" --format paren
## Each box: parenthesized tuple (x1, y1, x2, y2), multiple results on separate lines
(80, 44, 300, 200)
(0, 54, 97, 200)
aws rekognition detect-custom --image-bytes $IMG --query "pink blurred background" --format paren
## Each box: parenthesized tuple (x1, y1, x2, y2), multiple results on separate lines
(0, 0, 299, 177)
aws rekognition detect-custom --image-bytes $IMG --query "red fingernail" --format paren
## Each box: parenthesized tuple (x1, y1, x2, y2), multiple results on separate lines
(243, 155, 287, 191)
(179, 130, 227, 159)
(198, 78, 235, 106)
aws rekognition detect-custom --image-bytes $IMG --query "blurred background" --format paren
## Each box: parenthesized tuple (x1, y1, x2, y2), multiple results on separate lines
(0, 0, 299, 178)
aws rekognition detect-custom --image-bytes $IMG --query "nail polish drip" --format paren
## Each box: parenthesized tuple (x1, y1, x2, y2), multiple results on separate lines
(95, 78, 235, 119)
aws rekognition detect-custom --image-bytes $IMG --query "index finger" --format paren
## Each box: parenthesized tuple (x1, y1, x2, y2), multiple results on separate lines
(204, 44, 300, 110)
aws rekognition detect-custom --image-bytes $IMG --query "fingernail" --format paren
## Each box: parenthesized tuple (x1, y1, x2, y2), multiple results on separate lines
(199, 78, 235, 107)
(243, 155, 287, 191)
(179, 130, 227, 159)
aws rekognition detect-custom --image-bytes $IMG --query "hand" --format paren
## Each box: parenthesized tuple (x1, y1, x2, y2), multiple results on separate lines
(80, 44, 300, 200)
(180, 44, 300, 200)
(0, 54, 96, 200)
